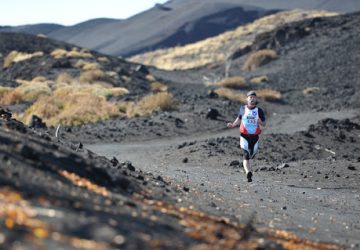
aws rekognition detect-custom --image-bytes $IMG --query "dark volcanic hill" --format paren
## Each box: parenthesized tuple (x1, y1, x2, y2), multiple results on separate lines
(2, 0, 360, 58)
(227, 11, 360, 112)
(46, 2, 275, 57)
(0, 23, 64, 35)
(0, 32, 150, 95)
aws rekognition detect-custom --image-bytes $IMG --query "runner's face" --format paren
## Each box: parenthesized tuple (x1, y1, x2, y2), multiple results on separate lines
(247, 95, 257, 106)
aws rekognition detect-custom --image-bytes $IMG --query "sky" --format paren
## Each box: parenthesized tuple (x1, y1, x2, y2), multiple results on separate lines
(0, 0, 168, 26)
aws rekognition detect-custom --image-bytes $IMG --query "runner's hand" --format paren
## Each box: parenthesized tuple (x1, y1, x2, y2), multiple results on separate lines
(227, 122, 234, 128)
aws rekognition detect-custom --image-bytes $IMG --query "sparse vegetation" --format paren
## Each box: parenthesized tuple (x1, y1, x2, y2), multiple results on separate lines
(97, 56, 109, 63)
(213, 87, 281, 103)
(51, 48, 93, 59)
(55, 72, 74, 86)
(74, 60, 101, 70)
(256, 89, 282, 102)
(215, 76, 246, 89)
(303, 87, 320, 95)
(36, 33, 47, 38)
(0, 77, 52, 105)
(125, 92, 177, 117)
(243, 49, 278, 71)
(150, 82, 168, 92)
(21, 92, 120, 127)
(145, 74, 156, 82)
(2, 72, 132, 126)
(214, 88, 247, 103)
(79, 69, 109, 84)
(250, 76, 268, 84)
(129, 10, 337, 70)
(18, 82, 129, 126)
(3, 51, 44, 68)
(0, 86, 14, 104)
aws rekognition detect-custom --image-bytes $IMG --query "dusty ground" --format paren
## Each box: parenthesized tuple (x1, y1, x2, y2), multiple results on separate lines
(1, 11, 360, 250)
(87, 109, 360, 249)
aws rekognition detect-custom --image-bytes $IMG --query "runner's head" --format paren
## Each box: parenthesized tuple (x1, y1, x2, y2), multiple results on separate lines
(246, 91, 257, 106)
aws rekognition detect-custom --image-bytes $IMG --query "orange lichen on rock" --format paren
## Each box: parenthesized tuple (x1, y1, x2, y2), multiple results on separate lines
(0, 188, 49, 238)
(142, 198, 349, 250)
(58, 170, 110, 197)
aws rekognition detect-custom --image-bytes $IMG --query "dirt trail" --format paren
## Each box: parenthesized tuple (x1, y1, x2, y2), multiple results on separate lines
(86, 109, 360, 248)
(87, 109, 359, 160)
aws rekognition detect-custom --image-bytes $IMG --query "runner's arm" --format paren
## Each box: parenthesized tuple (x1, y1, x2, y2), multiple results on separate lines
(258, 108, 266, 127)
(227, 117, 241, 128)
(227, 106, 243, 128)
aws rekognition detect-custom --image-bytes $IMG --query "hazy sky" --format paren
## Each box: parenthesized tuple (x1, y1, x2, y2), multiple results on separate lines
(0, 0, 168, 26)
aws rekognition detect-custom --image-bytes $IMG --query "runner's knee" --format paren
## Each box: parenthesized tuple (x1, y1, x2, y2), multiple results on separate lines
(243, 150, 250, 160)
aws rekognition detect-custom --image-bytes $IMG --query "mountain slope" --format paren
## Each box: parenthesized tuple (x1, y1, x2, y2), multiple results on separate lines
(129, 10, 337, 70)
(0, 23, 64, 36)
(3, 0, 360, 58)
(47, 2, 273, 57)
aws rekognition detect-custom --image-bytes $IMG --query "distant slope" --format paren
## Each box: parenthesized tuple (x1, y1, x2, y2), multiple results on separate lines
(41, 0, 360, 57)
(2, 0, 360, 58)
(47, 2, 274, 57)
(0, 23, 64, 35)
(129, 10, 337, 70)
(44, 18, 120, 41)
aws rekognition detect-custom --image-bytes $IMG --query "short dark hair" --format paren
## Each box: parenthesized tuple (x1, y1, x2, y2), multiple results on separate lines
(247, 91, 257, 97)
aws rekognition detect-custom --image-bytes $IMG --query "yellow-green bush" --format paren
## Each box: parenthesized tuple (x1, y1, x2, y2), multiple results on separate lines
(0, 86, 15, 104)
(250, 76, 268, 84)
(145, 74, 156, 82)
(55, 72, 74, 87)
(215, 76, 246, 89)
(256, 89, 282, 102)
(0, 78, 51, 104)
(21, 90, 121, 127)
(150, 82, 168, 92)
(243, 49, 277, 71)
(97, 56, 109, 63)
(51, 48, 93, 59)
(3, 51, 44, 68)
(303, 87, 320, 95)
(214, 88, 247, 103)
(79, 69, 108, 83)
(74, 59, 101, 71)
(126, 92, 177, 117)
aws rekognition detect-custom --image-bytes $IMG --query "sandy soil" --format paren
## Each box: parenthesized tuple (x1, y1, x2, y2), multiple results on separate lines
(87, 109, 360, 248)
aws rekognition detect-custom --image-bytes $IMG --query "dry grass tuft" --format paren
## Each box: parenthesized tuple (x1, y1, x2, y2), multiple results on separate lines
(21, 88, 121, 126)
(79, 69, 109, 84)
(0, 77, 52, 104)
(214, 88, 247, 103)
(0, 86, 16, 104)
(97, 56, 109, 63)
(250, 76, 268, 84)
(36, 33, 47, 38)
(3, 51, 44, 68)
(303, 87, 320, 95)
(145, 74, 156, 82)
(150, 82, 168, 92)
(53, 83, 128, 98)
(7, 74, 129, 126)
(74, 60, 101, 71)
(126, 92, 177, 117)
(256, 89, 282, 102)
(215, 76, 246, 89)
(50, 48, 68, 59)
(243, 49, 278, 71)
(55, 72, 74, 86)
(51, 48, 93, 59)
